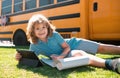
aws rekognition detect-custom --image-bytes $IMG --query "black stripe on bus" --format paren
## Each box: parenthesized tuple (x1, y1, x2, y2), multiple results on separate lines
(8, 20, 28, 25)
(4, 13, 80, 26)
(56, 27, 80, 32)
(0, 31, 13, 34)
(0, 38, 11, 41)
(49, 13, 80, 20)
(7, 0, 80, 17)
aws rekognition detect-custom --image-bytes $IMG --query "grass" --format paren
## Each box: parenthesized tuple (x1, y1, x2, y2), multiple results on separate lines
(0, 46, 120, 78)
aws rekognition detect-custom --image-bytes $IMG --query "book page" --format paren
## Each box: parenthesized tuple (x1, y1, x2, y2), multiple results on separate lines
(41, 58, 56, 67)
(56, 56, 89, 70)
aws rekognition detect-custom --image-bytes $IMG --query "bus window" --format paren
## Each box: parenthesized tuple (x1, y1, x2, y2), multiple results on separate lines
(2, 0, 12, 15)
(14, 0, 23, 13)
(57, 0, 68, 2)
(25, 0, 36, 10)
(39, 0, 54, 6)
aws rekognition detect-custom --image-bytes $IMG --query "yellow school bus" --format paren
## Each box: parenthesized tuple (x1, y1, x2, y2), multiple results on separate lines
(0, 0, 120, 46)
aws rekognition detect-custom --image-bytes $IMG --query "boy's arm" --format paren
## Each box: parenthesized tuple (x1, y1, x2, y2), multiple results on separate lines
(51, 42, 70, 60)
(60, 42, 70, 58)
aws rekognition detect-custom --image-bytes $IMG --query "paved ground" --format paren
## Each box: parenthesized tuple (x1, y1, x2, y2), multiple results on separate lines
(0, 41, 15, 47)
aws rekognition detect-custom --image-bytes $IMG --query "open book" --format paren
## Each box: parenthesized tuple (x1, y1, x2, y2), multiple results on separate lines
(41, 56, 89, 70)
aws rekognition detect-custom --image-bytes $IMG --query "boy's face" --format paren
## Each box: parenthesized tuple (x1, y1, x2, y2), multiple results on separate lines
(34, 23, 48, 41)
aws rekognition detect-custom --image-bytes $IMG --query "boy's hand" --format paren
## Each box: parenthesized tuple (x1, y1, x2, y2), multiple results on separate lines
(15, 52, 22, 61)
(50, 54, 64, 61)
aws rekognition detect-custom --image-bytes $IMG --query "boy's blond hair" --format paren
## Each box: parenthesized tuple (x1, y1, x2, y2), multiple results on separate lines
(27, 14, 55, 44)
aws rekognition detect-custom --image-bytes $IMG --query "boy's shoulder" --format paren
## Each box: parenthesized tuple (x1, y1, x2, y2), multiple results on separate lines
(52, 31, 59, 36)
(53, 31, 58, 34)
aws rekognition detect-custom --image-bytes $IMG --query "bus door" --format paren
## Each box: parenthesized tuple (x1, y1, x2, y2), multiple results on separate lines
(89, 0, 120, 40)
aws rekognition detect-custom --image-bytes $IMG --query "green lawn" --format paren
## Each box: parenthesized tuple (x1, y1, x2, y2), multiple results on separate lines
(0, 46, 120, 78)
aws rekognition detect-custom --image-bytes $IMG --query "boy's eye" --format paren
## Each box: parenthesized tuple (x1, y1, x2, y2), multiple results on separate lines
(42, 26, 46, 29)
(35, 26, 47, 31)
(36, 28, 39, 30)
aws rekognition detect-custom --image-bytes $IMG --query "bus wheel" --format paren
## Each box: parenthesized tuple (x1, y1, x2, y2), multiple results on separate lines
(13, 30, 29, 46)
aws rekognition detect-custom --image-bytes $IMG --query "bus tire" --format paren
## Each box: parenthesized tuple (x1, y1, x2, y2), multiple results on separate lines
(13, 30, 29, 46)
